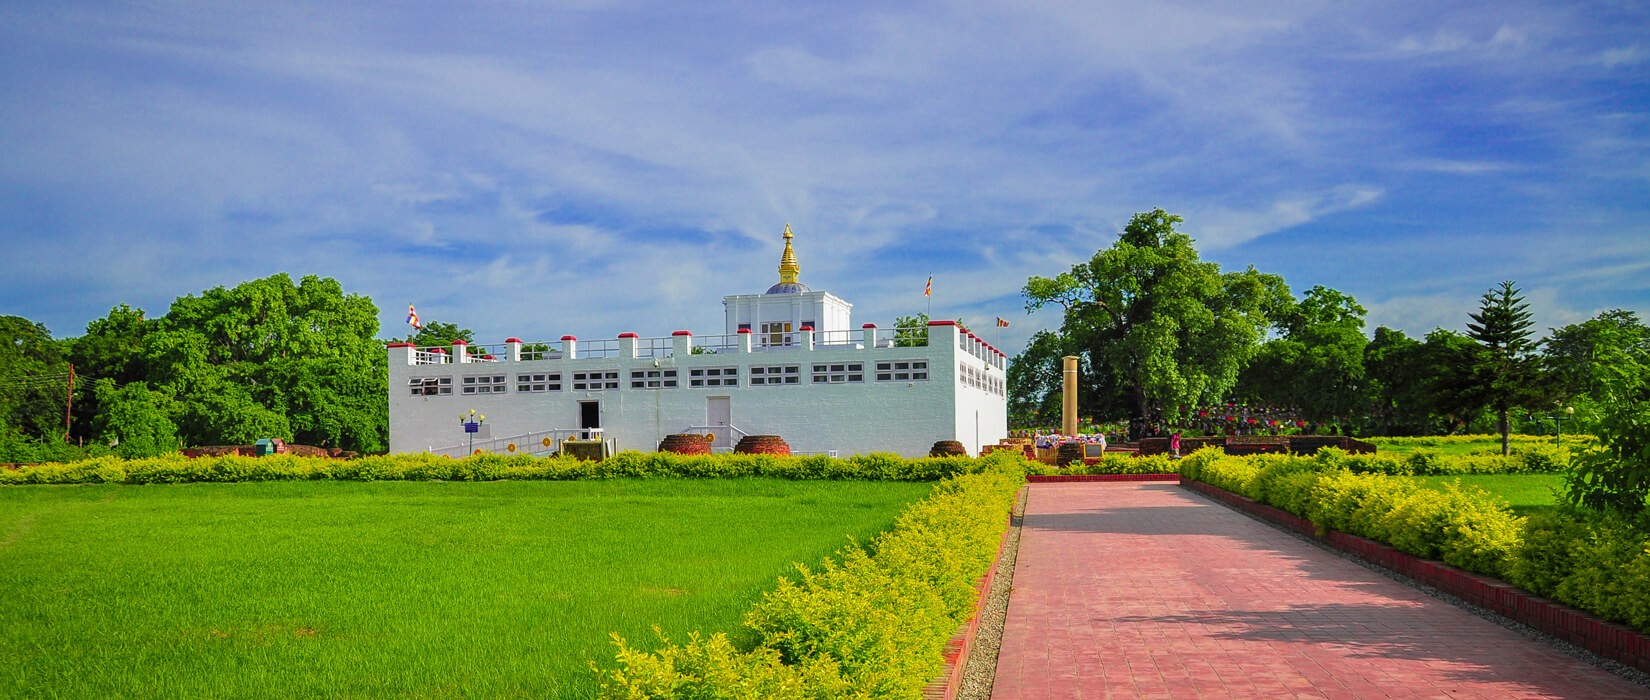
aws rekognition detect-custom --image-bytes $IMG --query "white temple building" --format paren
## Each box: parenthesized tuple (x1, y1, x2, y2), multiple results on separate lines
(386, 226, 1008, 458)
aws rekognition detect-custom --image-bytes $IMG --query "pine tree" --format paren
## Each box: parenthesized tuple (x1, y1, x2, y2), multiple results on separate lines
(1465, 281, 1537, 455)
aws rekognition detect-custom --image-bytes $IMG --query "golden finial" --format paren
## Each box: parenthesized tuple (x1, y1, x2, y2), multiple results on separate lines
(778, 223, 801, 285)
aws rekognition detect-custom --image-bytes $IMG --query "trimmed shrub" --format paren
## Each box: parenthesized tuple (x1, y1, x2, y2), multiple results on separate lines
(0, 450, 998, 486)
(595, 462, 1026, 698)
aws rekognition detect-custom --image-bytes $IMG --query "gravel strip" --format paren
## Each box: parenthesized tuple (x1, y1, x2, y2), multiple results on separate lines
(1185, 484, 1650, 690)
(957, 486, 1027, 700)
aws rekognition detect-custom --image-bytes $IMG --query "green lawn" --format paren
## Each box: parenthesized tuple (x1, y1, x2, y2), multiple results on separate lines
(0, 479, 933, 699)
(1367, 434, 1583, 456)
(1414, 473, 1567, 516)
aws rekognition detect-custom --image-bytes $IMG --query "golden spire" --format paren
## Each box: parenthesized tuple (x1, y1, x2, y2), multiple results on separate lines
(778, 223, 801, 285)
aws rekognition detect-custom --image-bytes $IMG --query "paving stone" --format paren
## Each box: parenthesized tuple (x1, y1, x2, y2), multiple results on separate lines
(990, 482, 1649, 699)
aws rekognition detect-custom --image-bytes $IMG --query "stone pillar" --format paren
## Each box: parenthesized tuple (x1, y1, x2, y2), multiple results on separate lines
(737, 328, 753, 353)
(505, 337, 523, 362)
(562, 335, 578, 360)
(862, 323, 877, 350)
(799, 325, 815, 351)
(1062, 355, 1079, 437)
(672, 330, 692, 357)
(618, 332, 638, 358)
(453, 339, 470, 363)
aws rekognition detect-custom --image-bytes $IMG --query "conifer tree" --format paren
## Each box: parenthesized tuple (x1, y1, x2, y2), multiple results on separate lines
(1465, 281, 1537, 455)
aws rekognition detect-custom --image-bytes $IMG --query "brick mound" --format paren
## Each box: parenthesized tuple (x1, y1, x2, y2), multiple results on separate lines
(930, 440, 967, 457)
(658, 433, 713, 455)
(734, 435, 790, 456)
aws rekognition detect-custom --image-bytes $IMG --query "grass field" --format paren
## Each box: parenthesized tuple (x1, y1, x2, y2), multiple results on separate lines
(0, 478, 933, 699)
(1414, 473, 1567, 516)
(1367, 434, 1580, 456)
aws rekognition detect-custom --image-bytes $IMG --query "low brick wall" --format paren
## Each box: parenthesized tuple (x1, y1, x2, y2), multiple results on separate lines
(1027, 474, 1180, 483)
(1182, 479, 1650, 674)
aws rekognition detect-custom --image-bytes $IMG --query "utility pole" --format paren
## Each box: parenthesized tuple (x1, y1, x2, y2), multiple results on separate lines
(64, 363, 75, 442)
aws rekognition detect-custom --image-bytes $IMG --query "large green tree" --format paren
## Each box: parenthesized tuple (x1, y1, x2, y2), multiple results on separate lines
(1464, 281, 1539, 455)
(1236, 286, 1369, 424)
(1565, 325, 1650, 515)
(1363, 327, 1431, 434)
(1541, 309, 1649, 409)
(1020, 209, 1286, 423)
(0, 316, 74, 441)
(78, 274, 389, 452)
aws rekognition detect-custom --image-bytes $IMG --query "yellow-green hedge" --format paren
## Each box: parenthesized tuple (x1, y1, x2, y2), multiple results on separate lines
(595, 455, 1027, 699)
(0, 450, 987, 485)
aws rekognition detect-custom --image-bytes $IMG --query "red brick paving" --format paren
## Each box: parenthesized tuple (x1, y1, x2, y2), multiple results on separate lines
(991, 482, 1648, 699)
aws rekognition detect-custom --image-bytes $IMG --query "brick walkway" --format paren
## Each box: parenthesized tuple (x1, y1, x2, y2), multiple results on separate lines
(991, 482, 1648, 699)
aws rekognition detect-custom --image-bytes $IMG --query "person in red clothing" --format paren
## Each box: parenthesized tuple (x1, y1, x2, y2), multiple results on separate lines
(1170, 431, 1182, 458)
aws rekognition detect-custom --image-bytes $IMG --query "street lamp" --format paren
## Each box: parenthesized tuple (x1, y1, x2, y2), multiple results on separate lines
(459, 408, 486, 454)
(1555, 405, 1574, 447)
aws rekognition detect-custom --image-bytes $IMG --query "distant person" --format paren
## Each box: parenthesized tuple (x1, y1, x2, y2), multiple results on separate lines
(1170, 431, 1182, 458)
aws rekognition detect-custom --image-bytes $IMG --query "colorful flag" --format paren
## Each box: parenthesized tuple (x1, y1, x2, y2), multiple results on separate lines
(406, 304, 423, 330)
(924, 275, 932, 297)
(996, 316, 1009, 328)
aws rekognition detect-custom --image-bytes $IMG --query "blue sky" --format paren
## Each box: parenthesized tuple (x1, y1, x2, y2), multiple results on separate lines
(2, 1, 1646, 355)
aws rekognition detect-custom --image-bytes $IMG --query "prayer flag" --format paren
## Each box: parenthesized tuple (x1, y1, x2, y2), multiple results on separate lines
(996, 316, 1009, 328)
(924, 275, 932, 297)
(406, 304, 423, 330)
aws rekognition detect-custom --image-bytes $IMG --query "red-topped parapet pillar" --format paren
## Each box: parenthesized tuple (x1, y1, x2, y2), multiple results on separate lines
(387, 342, 416, 365)
(505, 338, 524, 363)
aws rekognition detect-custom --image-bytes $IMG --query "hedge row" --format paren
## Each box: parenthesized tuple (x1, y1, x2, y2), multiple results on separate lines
(1179, 447, 1650, 634)
(0, 450, 988, 485)
(595, 456, 1027, 699)
(1027, 453, 1180, 475)
(1367, 434, 1596, 449)
(1316, 445, 1571, 475)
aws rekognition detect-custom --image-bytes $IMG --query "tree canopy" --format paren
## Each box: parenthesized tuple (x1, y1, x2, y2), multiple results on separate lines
(1018, 209, 1287, 423)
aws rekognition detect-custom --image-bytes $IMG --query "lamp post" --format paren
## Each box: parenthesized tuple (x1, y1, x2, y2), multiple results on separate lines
(1555, 405, 1573, 447)
(459, 408, 486, 454)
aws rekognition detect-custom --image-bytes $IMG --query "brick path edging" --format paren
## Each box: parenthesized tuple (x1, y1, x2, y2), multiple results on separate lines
(1182, 478, 1650, 674)
(1026, 473, 1180, 483)
(922, 485, 1025, 700)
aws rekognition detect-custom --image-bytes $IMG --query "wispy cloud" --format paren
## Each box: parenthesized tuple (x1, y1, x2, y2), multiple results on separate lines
(0, 0, 1645, 357)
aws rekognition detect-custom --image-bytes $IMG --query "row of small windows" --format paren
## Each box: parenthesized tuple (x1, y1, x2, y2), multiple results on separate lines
(961, 364, 1004, 397)
(410, 361, 933, 396)
(876, 360, 928, 382)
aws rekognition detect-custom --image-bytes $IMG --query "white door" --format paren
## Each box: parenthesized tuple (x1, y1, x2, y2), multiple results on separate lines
(707, 397, 731, 449)
(706, 397, 730, 427)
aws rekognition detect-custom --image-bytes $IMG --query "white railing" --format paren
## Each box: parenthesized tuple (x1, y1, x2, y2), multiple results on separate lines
(814, 329, 865, 347)
(467, 343, 510, 361)
(692, 334, 740, 354)
(578, 338, 621, 358)
(683, 424, 749, 453)
(405, 325, 948, 364)
(519, 341, 564, 361)
(637, 337, 674, 358)
(755, 333, 797, 351)
(428, 427, 602, 458)
(888, 326, 930, 347)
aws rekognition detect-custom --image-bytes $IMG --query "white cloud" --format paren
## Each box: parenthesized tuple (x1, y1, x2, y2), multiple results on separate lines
(1600, 45, 1646, 68)
(1184, 186, 1384, 250)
